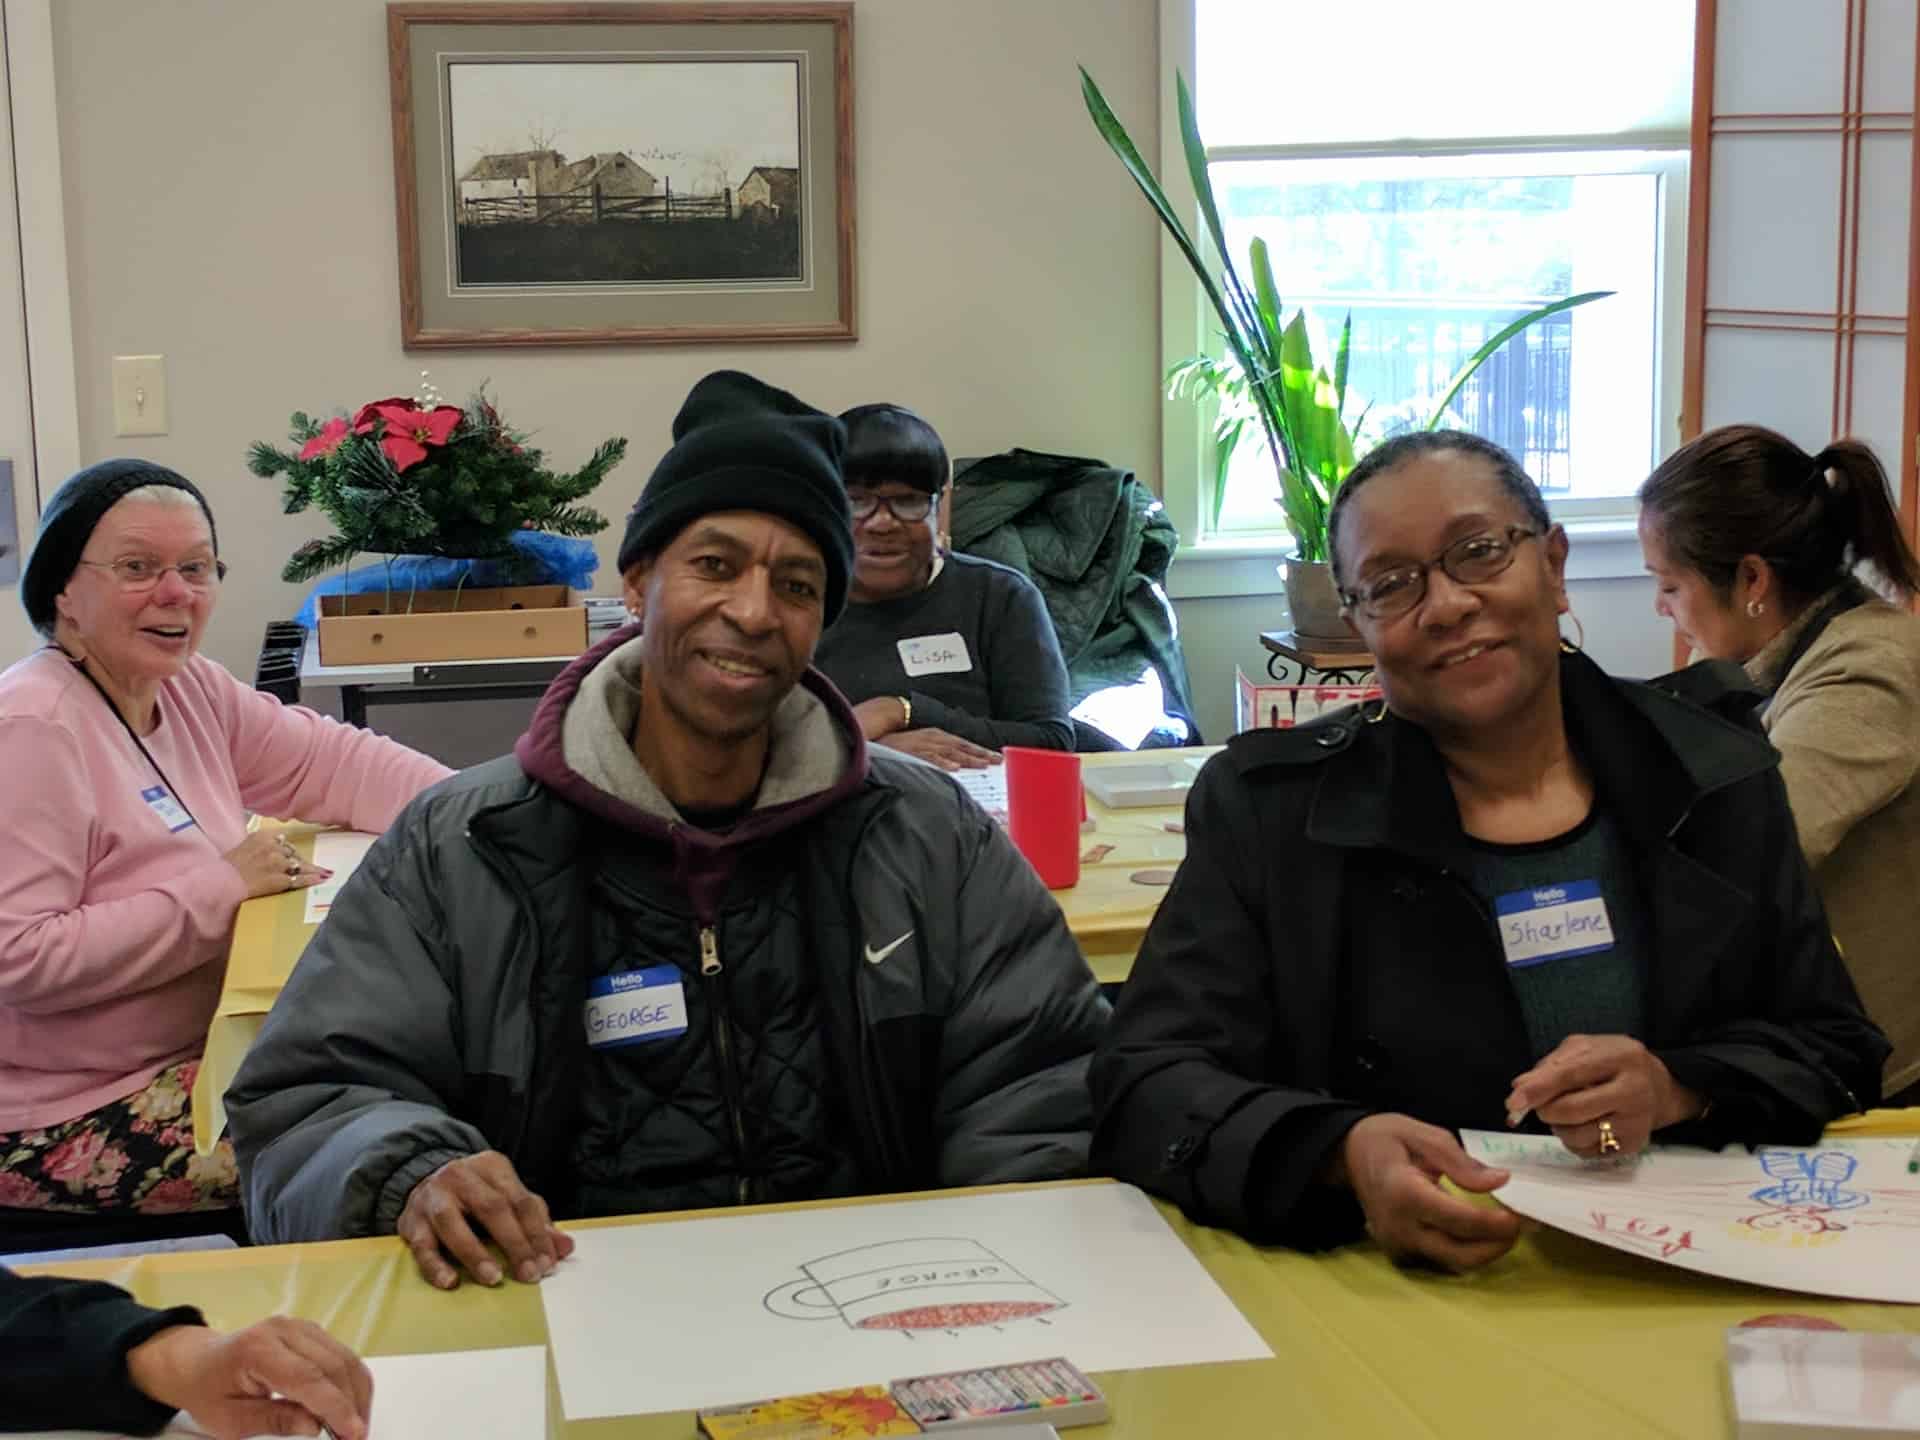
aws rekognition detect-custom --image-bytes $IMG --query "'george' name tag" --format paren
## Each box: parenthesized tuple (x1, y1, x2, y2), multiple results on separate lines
(140, 784, 195, 834)
(584, 965, 689, 1050)
(1495, 880, 1615, 967)
(897, 632, 973, 677)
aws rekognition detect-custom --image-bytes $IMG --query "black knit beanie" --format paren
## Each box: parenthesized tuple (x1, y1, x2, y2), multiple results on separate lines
(22, 459, 220, 634)
(617, 371, 854, 622)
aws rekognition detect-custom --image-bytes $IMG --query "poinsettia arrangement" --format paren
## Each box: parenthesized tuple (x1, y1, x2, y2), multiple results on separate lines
(247, 379, 626, 583)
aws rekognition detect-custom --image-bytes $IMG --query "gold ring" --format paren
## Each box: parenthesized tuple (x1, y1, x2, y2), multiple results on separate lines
(1597, 1119, 1621, 1155)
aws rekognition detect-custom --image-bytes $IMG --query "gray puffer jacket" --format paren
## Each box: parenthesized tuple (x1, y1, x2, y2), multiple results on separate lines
(228, 629, 1109, 1243)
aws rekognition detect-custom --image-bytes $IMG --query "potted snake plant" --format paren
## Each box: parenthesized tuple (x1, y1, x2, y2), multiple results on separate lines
(1081, 67, 1610, 641)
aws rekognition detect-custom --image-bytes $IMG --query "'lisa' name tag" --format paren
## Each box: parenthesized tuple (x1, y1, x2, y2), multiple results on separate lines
(140, 784, 195, 834)
(897, 632, 973, 677)
(1495, 880, 1615, 967)
(584, 965, 688, 1050)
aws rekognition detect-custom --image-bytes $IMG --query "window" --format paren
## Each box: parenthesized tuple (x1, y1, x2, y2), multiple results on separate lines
(1176, 0, 1693, 544)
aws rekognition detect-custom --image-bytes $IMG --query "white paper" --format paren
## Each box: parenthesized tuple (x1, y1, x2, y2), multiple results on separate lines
(950, 764, 1009, 825)
(1727, 1327, 1920, 1434)
(302, 830, 379, 924)
(1462, 1131, 1920, 1304)
(897, 632, 973, 676)
(541, 1183, 1271, 1420)
(17, 1344, 548, 1440)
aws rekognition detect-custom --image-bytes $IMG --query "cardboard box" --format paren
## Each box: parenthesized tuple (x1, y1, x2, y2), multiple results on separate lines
(1235, 666, 1380, 733)
(316, 584, 586, 665)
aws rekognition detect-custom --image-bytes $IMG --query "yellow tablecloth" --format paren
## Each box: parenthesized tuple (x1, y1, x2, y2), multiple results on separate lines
(190, 756, 1196, 1152)
(188, 824, 327, 1156)
(20, 1166, 1920, 1440)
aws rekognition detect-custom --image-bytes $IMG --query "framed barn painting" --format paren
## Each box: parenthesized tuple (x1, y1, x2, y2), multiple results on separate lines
(388, 3, 855, 347)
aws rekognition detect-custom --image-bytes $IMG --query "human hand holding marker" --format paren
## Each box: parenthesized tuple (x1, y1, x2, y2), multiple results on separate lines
(397, 1150, 575, 1290)
(1505, 1033, 1704, 1159)
(124, 1315, 372, 1440)
(1332, 1114, 1520, 1272)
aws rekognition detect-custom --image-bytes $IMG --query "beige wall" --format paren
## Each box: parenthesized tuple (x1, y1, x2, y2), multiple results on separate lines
(45, 0, 1163, 683)
(39, 0, 1676, 747)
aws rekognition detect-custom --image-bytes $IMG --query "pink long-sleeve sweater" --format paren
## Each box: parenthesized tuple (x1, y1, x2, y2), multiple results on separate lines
(0, 647, 452, 1131)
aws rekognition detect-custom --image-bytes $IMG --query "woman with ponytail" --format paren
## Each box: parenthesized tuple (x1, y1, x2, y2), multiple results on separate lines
(1639, 426, 1920, 1103)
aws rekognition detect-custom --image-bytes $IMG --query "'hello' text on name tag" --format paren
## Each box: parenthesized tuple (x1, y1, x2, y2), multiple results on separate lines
(897, 633, 973, 677)
(1494, 880, 1615, 967)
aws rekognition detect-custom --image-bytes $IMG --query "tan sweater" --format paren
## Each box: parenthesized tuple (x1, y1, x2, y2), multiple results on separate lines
(1748, 593, 1920, 1095)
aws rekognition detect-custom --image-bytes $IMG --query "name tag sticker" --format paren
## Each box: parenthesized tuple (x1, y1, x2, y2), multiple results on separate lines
(584, 965, 688, 1050)
(1495, 879, 1615, 967)
(140, 784, 195, 834)
(896, 633, 973, 677)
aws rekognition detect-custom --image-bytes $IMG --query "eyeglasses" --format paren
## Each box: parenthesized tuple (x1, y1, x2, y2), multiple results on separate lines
(78, 556, 229, 592)
(848, 491, 936, 524)
(1341, 526, 1543, 621)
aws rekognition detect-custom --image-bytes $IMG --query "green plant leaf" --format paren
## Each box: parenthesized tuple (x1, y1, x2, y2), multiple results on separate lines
(1247, 238, 1286, 356)
(1422, 290, 1614, 432)
(1176, 73, 1265, 367)
(1333, 311, 1353, 418)
(1084, 64, 1295, 543)
(1209, 413, 1250, 530)
(1080, 68, 1234, 352)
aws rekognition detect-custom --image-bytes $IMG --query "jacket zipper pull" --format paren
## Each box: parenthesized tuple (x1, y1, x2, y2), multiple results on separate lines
(699, 925, 721, 976)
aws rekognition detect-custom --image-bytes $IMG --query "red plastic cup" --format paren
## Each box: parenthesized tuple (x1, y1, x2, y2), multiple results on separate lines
(1004, 746, 1083, 889)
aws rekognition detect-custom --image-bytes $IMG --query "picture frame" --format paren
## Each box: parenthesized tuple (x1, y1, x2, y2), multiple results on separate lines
(387, 3, 855, 347)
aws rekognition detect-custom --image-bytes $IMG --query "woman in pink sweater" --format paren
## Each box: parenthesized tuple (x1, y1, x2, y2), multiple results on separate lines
(0, 459, 451, 1216)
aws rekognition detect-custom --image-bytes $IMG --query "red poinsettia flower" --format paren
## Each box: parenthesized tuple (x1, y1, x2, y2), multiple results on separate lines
(352, 396, 414, 435)
(372, 402, 462, 471)
(297, 416, 351, 461)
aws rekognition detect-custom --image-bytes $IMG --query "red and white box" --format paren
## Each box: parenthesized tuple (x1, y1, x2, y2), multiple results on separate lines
(1235, 667, 1381, 733)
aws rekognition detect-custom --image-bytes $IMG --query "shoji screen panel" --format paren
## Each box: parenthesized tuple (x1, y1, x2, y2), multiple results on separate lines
(1681, 0, 1918, 661)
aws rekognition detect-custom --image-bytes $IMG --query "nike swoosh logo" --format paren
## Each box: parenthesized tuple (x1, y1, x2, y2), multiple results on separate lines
(864, 930, 913, 966)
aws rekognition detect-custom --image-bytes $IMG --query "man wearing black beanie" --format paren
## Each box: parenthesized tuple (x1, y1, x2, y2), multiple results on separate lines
(231, 370, 1110, 1286)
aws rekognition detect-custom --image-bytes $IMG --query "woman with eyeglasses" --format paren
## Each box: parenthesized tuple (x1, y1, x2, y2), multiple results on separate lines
(1091, 431, 1884, 1268)
(1639, 426, 1920, 1107)
(811, 404, 1073, 771)
(0, 459, 450, 1217)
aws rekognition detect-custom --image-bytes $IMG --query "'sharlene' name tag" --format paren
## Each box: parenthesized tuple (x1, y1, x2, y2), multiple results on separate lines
(584, 965, 689, 1049)
(1494, 880, 1615, 967)
(897, 632, 973, 677)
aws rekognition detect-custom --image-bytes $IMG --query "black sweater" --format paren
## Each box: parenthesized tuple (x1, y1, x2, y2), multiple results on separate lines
(814, 552, 1073, 751)
(0, 1266, 200, 1434)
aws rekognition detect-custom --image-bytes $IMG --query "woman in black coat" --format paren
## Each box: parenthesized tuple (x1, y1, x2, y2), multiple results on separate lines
(1091, 432, 1887, 1271)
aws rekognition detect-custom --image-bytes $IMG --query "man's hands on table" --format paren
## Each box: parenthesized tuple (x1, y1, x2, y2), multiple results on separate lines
(397, 1150, 574, 1290)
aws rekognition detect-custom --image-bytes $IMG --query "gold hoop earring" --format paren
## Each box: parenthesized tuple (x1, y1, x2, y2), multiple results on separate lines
(1363, 697, 1390, 725)
(1559, 609, 1586, 653)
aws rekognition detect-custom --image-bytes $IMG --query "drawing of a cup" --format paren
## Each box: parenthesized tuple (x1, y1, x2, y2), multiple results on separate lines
(763, 1237, 1065, 1331)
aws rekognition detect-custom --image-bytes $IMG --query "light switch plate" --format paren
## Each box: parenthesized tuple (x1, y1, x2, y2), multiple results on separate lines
(112, 355, 168, 436)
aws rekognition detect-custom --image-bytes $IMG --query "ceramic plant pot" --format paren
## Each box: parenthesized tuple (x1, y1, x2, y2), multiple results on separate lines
(1281, 557, 1361, 644)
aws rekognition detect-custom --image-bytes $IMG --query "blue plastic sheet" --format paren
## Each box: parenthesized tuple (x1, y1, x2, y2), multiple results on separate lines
(292, 531, 599, 627)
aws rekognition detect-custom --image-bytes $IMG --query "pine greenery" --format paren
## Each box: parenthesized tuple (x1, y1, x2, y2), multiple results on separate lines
(248, 389, 624, 584)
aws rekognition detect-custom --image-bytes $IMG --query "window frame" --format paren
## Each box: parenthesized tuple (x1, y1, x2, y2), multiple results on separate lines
(1158, 1, 1689, 598)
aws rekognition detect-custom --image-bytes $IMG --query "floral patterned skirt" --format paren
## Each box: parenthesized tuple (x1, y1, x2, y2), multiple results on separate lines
(0, 1058, 239, 1214)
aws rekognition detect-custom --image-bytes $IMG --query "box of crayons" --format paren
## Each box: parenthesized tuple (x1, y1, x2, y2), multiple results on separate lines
(698, 1385, 921, 1439)
(695, 1358, 1108, 1438)
(891, 1358, 1107, 1432)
